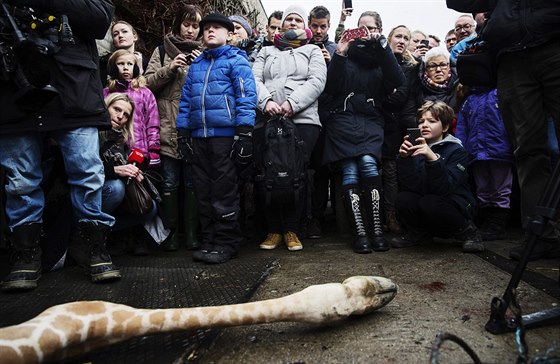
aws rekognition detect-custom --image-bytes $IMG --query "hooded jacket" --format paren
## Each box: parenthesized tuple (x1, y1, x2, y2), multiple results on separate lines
(176, 45, 257, 138)
(0, 0, 113, 133)
(397, 134, 476, 218)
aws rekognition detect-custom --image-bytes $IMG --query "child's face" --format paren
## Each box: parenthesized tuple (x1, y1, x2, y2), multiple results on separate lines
(108, 99, 133, 130)
(418, 110, 448, 144)
(115, 55, 137, 80)
(203, 22, 232, 48)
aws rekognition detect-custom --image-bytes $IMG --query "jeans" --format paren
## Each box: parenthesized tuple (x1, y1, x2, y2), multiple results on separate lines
(160, 155, 194, 192)
(0, 128, 115, 231)
(341, 154, 379, 186)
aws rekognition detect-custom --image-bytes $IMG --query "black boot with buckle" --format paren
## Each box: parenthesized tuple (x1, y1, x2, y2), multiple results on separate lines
(1, 223, 43, 292)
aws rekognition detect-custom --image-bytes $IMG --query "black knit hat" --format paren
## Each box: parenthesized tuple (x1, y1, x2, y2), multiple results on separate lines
(199, 13, 234, 32)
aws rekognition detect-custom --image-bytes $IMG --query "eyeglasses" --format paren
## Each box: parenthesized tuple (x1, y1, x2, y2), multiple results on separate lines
(426, 62, 449, 71)
(454, 24, 473, 32)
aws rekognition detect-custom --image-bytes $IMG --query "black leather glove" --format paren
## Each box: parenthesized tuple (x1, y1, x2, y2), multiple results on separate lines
(177, 129, 193, 163)
(231, 126, 253, 166)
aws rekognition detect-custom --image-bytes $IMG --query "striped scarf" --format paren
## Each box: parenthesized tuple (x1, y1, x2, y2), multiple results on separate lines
(273, 28, 312, 50)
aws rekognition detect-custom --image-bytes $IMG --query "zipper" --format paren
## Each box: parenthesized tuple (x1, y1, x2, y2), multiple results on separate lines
(224, 95, 232, 120)
(239, 77, 245, 98)
(201, 57, 215, 138)
(343, 92, 354, 112)
(366, 98, 375, 108)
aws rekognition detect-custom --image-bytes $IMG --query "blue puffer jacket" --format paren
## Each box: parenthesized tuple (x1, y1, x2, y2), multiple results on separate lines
(176, 45, 257, 137)
(456, 88, 513, 164)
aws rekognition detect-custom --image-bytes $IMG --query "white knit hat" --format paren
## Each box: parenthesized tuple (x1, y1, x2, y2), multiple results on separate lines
(281, 5, 308, 29)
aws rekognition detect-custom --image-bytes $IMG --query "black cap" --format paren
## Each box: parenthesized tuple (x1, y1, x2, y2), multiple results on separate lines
(199, 13, 234, 32)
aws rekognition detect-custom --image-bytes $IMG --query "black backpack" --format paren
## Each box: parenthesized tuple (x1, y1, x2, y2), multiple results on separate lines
(256, 117, 307, 206)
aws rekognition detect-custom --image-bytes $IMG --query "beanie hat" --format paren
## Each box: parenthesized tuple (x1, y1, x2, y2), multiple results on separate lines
(281, 5, 308, 29)
(199, 13, 234, 32)
(229, 15, 253, 37)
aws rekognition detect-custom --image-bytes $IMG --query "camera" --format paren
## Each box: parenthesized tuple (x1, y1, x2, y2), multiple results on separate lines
(0, 1, 74, 110)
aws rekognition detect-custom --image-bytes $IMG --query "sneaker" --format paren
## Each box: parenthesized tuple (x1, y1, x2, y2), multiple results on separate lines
(455, 221, 485, 253)
(192, 249, 210, 262)
(203, 250, 237, 264)
(509, 238, 560, 261)
(284, 231, 303, 251)
(391, 230, 432, 248)
(259, 233, 283, 250)
(307, 218, 323, 239)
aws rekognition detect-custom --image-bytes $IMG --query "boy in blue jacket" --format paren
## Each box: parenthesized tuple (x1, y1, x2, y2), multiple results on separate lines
(176, 13, 257, 264)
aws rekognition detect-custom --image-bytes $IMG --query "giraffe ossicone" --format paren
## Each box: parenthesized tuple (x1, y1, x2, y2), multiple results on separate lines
(0, 275, 397, 364)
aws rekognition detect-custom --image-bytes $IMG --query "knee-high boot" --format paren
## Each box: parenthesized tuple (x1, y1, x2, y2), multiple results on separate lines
(361, 176, 390, 252)
(184, 187, 200, 250)
(161, 190, 179, 251)
(341, 185, 373, 254)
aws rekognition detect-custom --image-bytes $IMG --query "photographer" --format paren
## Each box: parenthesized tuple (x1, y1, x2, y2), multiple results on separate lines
(446, 0, 560, 261)
(0, 0, 121, 291)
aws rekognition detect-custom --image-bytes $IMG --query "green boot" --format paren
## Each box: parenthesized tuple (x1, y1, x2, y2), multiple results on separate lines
(184, 187, 200, 250)
(161, 190, 179, 251)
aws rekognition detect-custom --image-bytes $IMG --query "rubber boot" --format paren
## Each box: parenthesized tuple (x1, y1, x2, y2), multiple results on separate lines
(480, 207, 509, 241)
(68, 222, 121, 283)
(184, 187, 200, 250)
(341, 185, 373, 254)
(1, 223, 42, 292)
(161, 190, 179, 251)
(361, 177, 390, 252)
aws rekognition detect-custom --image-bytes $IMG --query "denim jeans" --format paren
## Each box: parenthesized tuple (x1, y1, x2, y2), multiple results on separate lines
(341, 154, 379, 186)
(160, 155, 193, 192)
(0, 128, 115, 231)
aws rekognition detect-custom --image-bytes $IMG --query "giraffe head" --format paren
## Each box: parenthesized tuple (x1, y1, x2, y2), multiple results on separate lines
(341, 276, 398, 316)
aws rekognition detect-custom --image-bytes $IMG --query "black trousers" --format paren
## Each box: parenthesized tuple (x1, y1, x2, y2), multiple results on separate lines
(190, 137, 241, 253)
(395, 191, 467, 237)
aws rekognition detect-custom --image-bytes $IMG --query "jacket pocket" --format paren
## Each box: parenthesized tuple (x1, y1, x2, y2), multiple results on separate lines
(53, 50, 106, 117)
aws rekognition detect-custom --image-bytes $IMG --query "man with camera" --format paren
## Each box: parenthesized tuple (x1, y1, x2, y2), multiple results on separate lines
(447, 0, 560, 261)
(0, 0, 121, 291)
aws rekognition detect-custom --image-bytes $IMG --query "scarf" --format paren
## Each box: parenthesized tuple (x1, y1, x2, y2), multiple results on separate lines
(422, 72, 452, 92)
(347, 39, 379, 68)
(163, 34, 201, 60)
(273, 28, 312, 50)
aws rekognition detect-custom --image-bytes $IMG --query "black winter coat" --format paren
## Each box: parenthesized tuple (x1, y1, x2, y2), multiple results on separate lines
(0, 0, 113, 133)
(446, 0, 560, 57)
(397, 134, 476, 218)
(323, 44, 405, 165)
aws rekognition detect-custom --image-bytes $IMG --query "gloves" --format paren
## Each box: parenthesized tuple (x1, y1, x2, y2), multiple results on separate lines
(148, 150, 161, 170)
(231, 126, 253, 166)
(177, 129, 194, 163)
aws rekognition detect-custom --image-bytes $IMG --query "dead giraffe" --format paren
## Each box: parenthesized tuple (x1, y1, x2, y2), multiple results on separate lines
(0, 275, 397, 364)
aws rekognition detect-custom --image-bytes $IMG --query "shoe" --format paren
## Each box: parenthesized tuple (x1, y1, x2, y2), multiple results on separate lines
(163, 235, 179, 251)
(480, 207, 509, 241)
(307, 218, 323, 239)
(284, 231, 303, 251)
(391, 229, 433, 248)
(341, 186, 372, 254)
(509, 238, 560, 261)
(259, 233, 283, 250)
(352, 236, 373, 254)
(203, 250, 237, 264)
(1, 223, 42, 292)
(192, 249, 210, 262)
(455, 221, 485, 253)
(386, 211, 402, 234)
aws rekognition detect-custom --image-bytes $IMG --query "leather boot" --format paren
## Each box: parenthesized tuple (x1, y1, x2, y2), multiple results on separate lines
(161, 190, 179, 251)
(361, 177, 390, 252)
(1, 223, 42, 291)
(480, 207, 509, 241)
(341, 186, 372, 254)
(184, 187, 200, 250)
(68, 222, 121, 283)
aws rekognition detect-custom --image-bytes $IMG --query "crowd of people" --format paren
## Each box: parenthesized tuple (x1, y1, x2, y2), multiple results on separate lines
(1, 0, 559, 293)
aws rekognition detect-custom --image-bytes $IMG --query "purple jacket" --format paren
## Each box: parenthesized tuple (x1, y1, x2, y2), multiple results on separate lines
(104, 81, 161, 157)
(456, 88, 513, 164)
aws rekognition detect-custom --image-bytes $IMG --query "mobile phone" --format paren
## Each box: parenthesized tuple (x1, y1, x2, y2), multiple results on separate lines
(407, 128, 422, 145)
(344, 0, 353, 9)
(343, 27, 368, 41)
(315, 41, 324, 48)
(419, 39, 430, 48)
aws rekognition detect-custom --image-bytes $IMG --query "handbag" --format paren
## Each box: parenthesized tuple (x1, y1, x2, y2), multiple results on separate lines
(115, 178, 153, 216)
